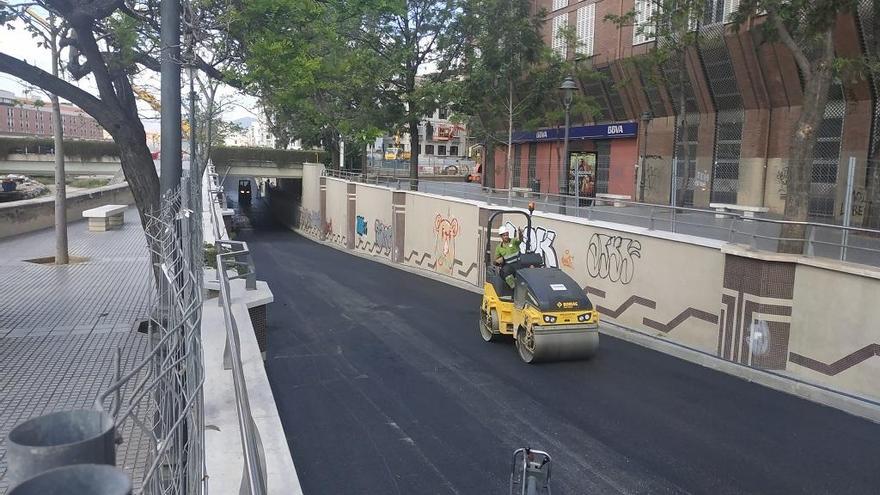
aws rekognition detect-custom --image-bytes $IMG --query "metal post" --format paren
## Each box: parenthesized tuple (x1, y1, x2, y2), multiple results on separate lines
(160, 0, 182, 196)
(841, 156, 856, 261)
(188, 65, 197, 184)
(562, 108, 571, 197)
(670, 155, 678, 231)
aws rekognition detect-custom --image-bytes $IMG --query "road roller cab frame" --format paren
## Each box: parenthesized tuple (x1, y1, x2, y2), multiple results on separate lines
(480, 205, 600, 363)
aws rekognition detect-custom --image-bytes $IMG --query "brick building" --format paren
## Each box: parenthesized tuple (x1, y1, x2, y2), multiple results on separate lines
(494, 0, 878, 222)
(0, 90, 105, 141)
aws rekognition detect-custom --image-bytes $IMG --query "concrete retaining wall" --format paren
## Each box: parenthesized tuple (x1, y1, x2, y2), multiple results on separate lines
(0, 183, 133, 239)
(272, 166, 880, 403)
(353, 183, 394, 259)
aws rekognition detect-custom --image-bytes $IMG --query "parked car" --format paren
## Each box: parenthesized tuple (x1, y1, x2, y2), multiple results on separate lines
(466, 163, 482, 183)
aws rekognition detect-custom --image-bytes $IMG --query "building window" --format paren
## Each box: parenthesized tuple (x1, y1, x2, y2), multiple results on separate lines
(438, 145, 447, 156)
(438, 107, 448, 120)
(552, 0, 568, 11)
(633, 0, 656, 45)
(575, 4, 595, 56)
(450, 145, 459, 156)
(425, 144, 434, 155)
(552, 14, 568, 58)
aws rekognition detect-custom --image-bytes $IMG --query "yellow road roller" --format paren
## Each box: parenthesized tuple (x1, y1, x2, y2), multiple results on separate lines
(479, 205, 599, 363)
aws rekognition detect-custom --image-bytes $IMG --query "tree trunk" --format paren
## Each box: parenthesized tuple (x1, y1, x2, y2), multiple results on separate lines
(409, 119, 420, 191)
(114, 126, 162, 227)
(779, 63, 834, 253)
(485, 140, 495, 188)
(506, 80, 514, 201)
(50, 26, 68, 265)
(674, 51, 689, 208)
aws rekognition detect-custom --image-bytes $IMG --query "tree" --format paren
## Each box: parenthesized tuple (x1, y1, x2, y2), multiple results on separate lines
(233, 0, 391, 167)
(731, 1, 859, 252)
(607, 0, 706, 209)
(451, 0, 594, 192)
(0, 1, 238, 228)
(11, 8, 69, 264)
(354, 0, 462, 189)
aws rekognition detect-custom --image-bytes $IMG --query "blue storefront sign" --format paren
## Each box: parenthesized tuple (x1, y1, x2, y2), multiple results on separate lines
(510, 122, 638, 142)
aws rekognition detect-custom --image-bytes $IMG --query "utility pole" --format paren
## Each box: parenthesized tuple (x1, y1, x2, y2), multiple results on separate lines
(160, 0, 182, 196)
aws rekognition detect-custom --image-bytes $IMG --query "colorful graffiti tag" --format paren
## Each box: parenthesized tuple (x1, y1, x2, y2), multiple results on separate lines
(434, 214, 460, 276)
(586, 233, 641, 284)
(375, 219, 393, 255)
(504, 221, 559, 268)
(356, 215, 368, 236)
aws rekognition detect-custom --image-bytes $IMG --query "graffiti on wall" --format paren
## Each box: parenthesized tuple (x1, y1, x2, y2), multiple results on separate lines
(356, 215, 368, 236)
(300, 208, 323, 236)
(503, 221, 559, 268)
(586, 233, 641, 285)
(561, 250, 574, 269)
(434, 213, 460, 276)
(375, 219, 393, 255)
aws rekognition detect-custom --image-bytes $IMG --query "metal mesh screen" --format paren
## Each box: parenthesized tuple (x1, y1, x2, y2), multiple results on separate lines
(638, 62, 667, 118)
(700, 23, 744, 205)
(856, 0, 880, 228)
(809, 84, 845, 217)
(674, 118, 699, 206)
(598, 66, 629, 121)
(580, 73, 613, 123)
(662, 51, 700, 206)
(596, 141, 611, 194)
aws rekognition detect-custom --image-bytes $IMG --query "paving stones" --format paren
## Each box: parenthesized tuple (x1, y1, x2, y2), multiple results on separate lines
(0, 209, 152, 493)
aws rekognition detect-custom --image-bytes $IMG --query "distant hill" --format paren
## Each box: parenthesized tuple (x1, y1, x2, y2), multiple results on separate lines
(233, 116, 256, 129)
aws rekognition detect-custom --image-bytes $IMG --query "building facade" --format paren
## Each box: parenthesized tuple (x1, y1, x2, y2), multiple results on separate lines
(494, 0, 879, 224)
(0, 90, 105, 140)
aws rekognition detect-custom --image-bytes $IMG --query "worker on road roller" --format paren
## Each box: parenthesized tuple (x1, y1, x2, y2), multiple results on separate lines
(480, 204, 599, 363)
(495, 224, 523, 289)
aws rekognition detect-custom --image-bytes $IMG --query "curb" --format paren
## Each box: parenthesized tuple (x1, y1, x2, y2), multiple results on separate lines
(287, 224, 880, 425)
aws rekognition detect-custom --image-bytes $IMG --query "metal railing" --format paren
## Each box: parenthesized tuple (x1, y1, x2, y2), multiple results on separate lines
(322, 168, 880, 267)
(206, 165, 267, 494)
(95, 180, 206, 494)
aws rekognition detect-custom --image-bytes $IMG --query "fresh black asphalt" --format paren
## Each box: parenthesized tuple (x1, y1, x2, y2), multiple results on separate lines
(235, 197, 880, 495)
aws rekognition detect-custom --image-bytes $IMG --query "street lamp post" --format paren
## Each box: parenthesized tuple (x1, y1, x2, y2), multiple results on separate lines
(559, 76, 578, 213)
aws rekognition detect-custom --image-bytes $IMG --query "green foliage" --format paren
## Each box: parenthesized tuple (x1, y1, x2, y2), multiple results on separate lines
(209, 146, 327, 167)
(106, 12, 139, 70)
(450, 0, 596, 146)
(0, 137, 118, 161)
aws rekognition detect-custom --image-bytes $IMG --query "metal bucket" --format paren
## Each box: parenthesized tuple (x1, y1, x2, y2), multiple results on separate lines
(8, 464, 131, 495)
(6, 409, 116, 487)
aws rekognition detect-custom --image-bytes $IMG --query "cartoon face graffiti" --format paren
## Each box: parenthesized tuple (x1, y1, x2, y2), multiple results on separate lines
(561, 249, 574, 269)
(434, 214, 460, 275)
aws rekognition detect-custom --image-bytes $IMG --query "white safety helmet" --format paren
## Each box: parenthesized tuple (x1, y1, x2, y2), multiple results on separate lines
(497, 225, 514, 237)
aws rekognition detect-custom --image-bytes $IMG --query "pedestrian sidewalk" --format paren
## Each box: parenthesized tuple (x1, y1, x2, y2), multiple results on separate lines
(0, 209, 152, 493)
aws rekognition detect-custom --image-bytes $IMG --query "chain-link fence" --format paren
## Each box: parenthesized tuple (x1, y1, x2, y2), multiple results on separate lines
(93, 182, 205, 495)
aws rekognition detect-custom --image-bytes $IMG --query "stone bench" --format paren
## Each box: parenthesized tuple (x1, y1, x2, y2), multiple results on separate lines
(82, 204, 127, 232)
(710, 202, 769, 220)
(595, 193, 631, 207)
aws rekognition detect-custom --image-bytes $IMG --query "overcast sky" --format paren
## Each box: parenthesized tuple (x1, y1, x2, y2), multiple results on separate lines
(0, 17, 259, 132)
